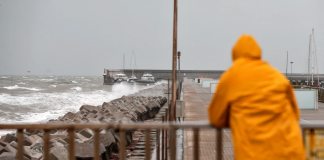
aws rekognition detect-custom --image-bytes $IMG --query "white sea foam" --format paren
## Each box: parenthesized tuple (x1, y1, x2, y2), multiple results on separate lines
(71, 87, 82, 91)
(0, 90, 117, 124)
(0, 76, 7, 78)
(0, 93, 38, 105)
(50, 85, 57, 88)
(3, 85, 42, 91)
(39, 79, 54, 82)
(0, 130, 15, 136)
(17, 82, 26, 85)
(72, 81, 78, 83)
(0, 77, 160, 131)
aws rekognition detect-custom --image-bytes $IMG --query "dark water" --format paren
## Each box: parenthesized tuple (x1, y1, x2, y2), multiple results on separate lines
(0, 75, 157, 130)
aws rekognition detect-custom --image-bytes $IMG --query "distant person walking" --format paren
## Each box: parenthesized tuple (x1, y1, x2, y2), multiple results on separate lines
(208, 35, 305, 160)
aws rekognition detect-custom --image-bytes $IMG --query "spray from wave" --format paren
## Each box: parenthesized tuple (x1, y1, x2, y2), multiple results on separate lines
(111, 83, 142, 97)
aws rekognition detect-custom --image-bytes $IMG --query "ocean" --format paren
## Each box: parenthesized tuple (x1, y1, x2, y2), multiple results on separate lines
(0, 75, 159, 135)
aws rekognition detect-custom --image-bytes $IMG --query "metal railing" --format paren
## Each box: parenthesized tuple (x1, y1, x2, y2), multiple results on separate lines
(0, 121, 221, 160)
(1, 122, 323, 160)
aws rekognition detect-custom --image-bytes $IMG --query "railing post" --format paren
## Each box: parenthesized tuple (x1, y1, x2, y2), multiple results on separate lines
(165, 109, 169, 160)
(194, 128, 199, 160)
(216, 129, 222, 160)
(68, 128, 75, 160)
(162, 116, 165, 160)
(170, 127, 176, 160)
(93, 129, 100, 160)
(156, 129, 160, 160)
(119, 129, 126, 160)
(145, 129, 151, 160)
(17, 129, 24, 160)
(166, 128, 168, 160)
(43, 129, 50, 160)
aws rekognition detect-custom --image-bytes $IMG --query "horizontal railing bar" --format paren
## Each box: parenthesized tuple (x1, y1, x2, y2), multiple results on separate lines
(0, 122, 319, 130)
(0, 122, 213, 130)
(300, 123, 324, 129)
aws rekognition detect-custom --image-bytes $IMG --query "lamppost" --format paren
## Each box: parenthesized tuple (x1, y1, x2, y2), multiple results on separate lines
(290, 62, 293, 83)
(177, 51, 181, 82)
(170, 0, 178, 122)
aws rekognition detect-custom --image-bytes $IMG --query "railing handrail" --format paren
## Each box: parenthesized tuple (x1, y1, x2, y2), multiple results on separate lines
(0, 121, 320, 160)
(300, 122, 324, 129)
(0, 121, 321, 130)
(0, 121, 214, 130)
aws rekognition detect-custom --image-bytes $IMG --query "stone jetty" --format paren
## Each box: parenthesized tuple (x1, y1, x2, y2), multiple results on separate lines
(0, 84, 168, 160)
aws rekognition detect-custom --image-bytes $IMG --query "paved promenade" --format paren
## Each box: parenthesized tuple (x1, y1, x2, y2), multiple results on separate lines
(300, 101, 324, 122)
(182, 78, 234, 160)
(182, 78, 324, 160)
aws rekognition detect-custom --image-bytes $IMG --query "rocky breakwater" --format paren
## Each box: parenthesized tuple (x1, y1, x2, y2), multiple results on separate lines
(0, 84, 167, 160)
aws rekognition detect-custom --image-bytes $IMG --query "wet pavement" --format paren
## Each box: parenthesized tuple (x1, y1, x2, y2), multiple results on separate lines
(183, 79, 234, 160)
(300, 102, 324, 123)
(182, 78, 324, 160)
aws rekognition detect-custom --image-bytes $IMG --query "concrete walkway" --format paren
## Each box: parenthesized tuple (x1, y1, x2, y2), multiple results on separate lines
(183, 79, 234, 160)
(182, 78, 324, 160)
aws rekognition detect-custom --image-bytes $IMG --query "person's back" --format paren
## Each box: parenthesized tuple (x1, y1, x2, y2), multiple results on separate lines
(208, 35, 305, 160)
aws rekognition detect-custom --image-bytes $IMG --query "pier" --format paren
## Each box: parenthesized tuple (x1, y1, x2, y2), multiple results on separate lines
(104, 69, 324, 87)
(183, 78, 234, 160)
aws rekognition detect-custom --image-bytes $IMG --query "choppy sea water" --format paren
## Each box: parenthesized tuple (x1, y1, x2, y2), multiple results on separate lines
(0, 75, 160, 135)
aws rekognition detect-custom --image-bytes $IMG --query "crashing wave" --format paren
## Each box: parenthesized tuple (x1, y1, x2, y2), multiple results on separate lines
(3, 85, 42, 91)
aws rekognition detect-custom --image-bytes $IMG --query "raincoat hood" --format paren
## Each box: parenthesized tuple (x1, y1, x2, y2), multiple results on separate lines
(232, 35, 261, 61)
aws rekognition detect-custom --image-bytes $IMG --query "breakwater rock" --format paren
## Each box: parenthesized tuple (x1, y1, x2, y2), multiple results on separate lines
(0, 84, 167, 160)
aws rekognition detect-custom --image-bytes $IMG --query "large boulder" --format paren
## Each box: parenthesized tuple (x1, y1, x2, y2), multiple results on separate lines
(80, 105, 99, 113)
(49, 146, 68, 160)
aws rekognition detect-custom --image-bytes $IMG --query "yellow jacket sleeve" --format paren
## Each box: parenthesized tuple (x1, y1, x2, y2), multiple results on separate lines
(208, 71, 231, 128)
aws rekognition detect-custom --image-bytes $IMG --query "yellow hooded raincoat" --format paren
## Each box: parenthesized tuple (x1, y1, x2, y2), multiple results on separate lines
(208, 35, 305, 160)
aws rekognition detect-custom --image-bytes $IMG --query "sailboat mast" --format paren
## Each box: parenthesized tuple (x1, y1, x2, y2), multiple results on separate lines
(132, 51, 134, 76)
(123, 54, 125, 73)
(129, 50, 137, 78)
(312, 50, 314, 86)
(307, 35, 311, 86)
(312, 28, 320, 86)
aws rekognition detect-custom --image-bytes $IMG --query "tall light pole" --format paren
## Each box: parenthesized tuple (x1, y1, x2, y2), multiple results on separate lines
(290, 62, 293, 83)
(178, 51, 181, 81)
(171, 0, 178, 122)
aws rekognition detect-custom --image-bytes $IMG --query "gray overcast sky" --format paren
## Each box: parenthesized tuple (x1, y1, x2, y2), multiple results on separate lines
(0, 1, 323, 76)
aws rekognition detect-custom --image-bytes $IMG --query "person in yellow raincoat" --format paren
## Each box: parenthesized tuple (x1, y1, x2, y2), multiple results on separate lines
(208, 35, 306, 160)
